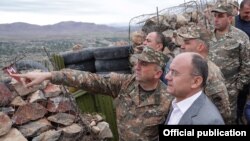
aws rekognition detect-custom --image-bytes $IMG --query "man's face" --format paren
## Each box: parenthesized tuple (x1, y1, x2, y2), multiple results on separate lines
(165, 55, 194, 100)
(213, 12, 231, 31)
(143, 32, 163, 51)
(134, 60, 160, 82)
(180, 39, 200, 53)
(240, 4, 250, 22)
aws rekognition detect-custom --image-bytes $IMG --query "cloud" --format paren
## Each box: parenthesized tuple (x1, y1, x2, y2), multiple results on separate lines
(0, 0, 191, 25)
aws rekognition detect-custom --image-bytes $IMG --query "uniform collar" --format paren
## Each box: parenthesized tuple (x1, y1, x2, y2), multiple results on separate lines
(129, 81, 162, 107)
(212, 25, 234, 41)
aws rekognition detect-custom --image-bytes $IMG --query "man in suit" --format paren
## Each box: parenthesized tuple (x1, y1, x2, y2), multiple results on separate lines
(164, 52, 224, 125)
(178, 26, 231, 123)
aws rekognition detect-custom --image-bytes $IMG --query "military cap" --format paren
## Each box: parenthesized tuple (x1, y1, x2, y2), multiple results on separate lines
(178, 26, 211, 42)
(229, 1, 239, 9)
(211, 4, 233, 15)
(133, 46, 167, 68)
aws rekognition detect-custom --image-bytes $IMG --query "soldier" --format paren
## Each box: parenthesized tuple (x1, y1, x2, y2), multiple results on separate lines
(141, 31, 172, 85)
(164, 52, 224, 125)
(229, 1, 240, 26)
(210, 4, 250, 124)
(131, 31, 166, 62)
(142, 31, 166, 52)
(12, 46, 173, 141)
(229, 1, 240, 16)
(178, 26, 231, 123)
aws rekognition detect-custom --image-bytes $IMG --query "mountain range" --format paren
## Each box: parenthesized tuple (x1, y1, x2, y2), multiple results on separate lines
(0, 21, 130, 40)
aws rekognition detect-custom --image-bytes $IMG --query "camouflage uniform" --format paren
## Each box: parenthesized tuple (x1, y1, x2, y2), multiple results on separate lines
(209, 26, 250, 123)
(205, 60, 231, 123)
(51, 47, 173, 141)
(179, 26, 231, 122)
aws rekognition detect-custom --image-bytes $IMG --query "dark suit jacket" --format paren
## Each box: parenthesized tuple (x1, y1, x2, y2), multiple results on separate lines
(165, 93, 225, 125)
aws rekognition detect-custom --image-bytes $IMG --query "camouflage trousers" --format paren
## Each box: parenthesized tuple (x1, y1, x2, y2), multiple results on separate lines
(227, 87, 239, 124)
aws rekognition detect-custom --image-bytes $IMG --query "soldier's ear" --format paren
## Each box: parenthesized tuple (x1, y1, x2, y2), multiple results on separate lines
(227, 16, 233, 23)
(156, 44, 164, 52)
(155, 69, 163, 79)
(197, 42, 204, 52)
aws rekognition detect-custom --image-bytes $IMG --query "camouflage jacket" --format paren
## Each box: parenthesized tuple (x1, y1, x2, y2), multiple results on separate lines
(209, 26, 250, 90)
(205, 60, 231, 123)
(51, 69, 173, 141)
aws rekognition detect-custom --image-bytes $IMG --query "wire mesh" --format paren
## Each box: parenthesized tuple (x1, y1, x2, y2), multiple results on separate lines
(128, 0, 235, 39)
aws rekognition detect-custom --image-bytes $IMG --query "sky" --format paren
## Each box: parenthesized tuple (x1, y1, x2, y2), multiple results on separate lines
(0, 0, 192, 25)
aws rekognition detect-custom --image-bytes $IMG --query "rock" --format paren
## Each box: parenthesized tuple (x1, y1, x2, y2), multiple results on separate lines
(12, 82, 41, 97)
(131, 31, 146, 46)
(142, 15, 169, 34)
(91, 126, 100, 134)
(47, 113, 75, 126)
(43, 84, 62, 98)
(60, 123, 82, 137)
(0, 112, 12, 136)
(47, 96, 74, 113)
(12, 103, 47, 125)
(10, 96, 26, 107)
(28, 90, 46, 103)
(18, 118, 52, 137)
(0, 83, 13, 106)
(94, 114, 103, 122)
(96, 121, 113, 139)
(89, 121, 96, 127)
(0, 107, 15, 116)
(32, 130, 62, 141)
(176, 14, 188, 28)
(59, 123, 83, 141)
(0, 128, 27, 141)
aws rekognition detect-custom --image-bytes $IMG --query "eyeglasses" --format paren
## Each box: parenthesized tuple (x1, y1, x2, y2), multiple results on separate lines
(167, 69, 182, 77)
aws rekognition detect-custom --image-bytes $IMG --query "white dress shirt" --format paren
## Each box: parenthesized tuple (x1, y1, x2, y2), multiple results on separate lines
(167, 90, 202, 125)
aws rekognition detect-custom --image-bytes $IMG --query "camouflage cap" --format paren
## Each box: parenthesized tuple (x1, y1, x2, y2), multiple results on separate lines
(133, 46, 167, 68)
(229, 1, 239, 9)
(211, 4, 233, 15)
(178, 26, 211, 42)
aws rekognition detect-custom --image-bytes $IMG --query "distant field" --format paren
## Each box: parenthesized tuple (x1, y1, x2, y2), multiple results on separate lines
(0, 33, 129, 81)
(0, 21, 135, 81)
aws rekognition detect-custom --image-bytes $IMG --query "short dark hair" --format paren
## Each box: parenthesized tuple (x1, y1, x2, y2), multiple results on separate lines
(191, 54, 208, 88)
(155, 32, 167, 51)
(240, 0, 250, 9)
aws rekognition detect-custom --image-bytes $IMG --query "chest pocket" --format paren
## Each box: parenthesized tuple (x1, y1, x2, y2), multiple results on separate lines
(221, 39, 241, 58)
(114, 94, 134, 120)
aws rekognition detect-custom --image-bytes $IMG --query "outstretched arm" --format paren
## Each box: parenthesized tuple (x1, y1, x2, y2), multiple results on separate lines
(11, 69, 133, 98)
(11, 72, 52, 87)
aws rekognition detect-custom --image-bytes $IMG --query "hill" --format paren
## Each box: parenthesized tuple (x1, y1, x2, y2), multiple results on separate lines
(0, 21, 128, 40)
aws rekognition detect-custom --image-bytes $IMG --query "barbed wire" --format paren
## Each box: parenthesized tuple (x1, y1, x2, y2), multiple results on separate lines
(128, 0, 235, 43)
